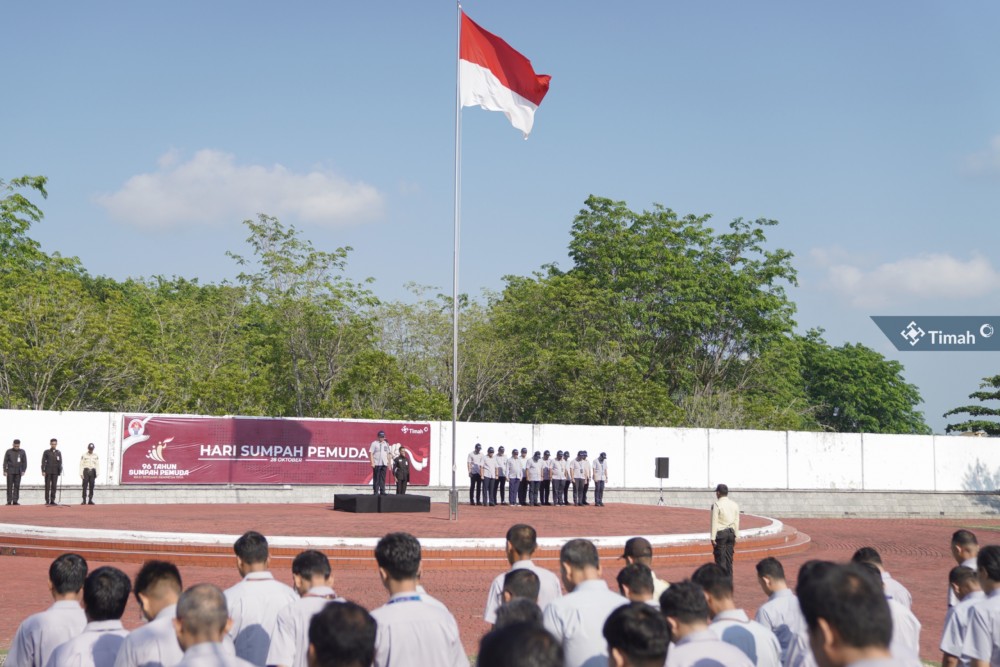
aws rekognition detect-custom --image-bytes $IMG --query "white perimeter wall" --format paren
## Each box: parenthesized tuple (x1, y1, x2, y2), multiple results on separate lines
(1, 409, 997, 491)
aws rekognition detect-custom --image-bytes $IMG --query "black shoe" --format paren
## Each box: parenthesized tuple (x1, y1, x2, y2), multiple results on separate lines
(81, 501, 87, 505)
(88, 501, 95, 505)
(12, 502, 18, 505)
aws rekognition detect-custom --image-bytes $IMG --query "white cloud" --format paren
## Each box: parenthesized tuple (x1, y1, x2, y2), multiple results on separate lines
(963, 135, 1000, 178)
(95, 149, 384, 229)
(813, 249, 1000, 308)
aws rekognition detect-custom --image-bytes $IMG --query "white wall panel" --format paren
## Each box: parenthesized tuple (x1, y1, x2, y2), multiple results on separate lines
(622, 427, 709, 489)
(787, 431, 862, 489)
(708, 429, 788, 489)
(862, 434, 935, 490)
(934, 435, 1000, 492)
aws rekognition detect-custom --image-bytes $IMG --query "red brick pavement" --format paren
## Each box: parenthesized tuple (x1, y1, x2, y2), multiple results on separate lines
(0, 506, 996, 661)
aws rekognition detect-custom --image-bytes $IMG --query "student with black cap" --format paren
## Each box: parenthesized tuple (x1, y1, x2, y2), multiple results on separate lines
(593, 452, 608, 507)
(369, 431, 391, 495)
(496, 446, 508, 505)
(540, 451, 553, 505)
(526, 451, 544, 506)
(518, 447, 530, 506)
(482, 446, 499, 506)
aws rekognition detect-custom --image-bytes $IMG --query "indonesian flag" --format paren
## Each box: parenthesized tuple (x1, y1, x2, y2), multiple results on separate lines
(460, 11, 551, 138)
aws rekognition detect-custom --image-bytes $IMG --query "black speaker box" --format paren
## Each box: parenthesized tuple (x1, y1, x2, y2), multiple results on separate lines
(379, 494, 431, 513)
(655, 457, 670, 479)
(333, 494, 380, 513)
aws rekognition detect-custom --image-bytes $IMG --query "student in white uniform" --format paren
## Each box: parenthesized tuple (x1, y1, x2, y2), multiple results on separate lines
(691, 563, 781, 667)
(114, 560, 184, 667)
(478, 623, 563, 667)
(468, 444, 484, 506)
(855, 562, 920, 667)
(370, 532, 468, 667)
(949, 530, 980, 608)
(175, 584, 255, 667)
(481, 447, 499, 507)
(754, 556, 806, 665)
(940, 565, 985, 667)
(7, 553, 88, 667)
(603, 602, 670, 667)
(495, 446, 509, 505)
(851, 547, 912, 609)
(267, 550, 345, 667)
(616, 563, 658, 607)
(47, 566, 131, 667)
(224, 531, 298, 666)
(307, 601, 376, 667)
(507, 450, 524, 507)
(660, 581, 753, 667)
(484, 524, 562, 624)
(621, 537, 669, 603)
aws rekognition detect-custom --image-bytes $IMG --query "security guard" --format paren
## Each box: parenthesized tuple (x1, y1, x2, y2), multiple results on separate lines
(4, 439, 27, 505)
(41, 438, 63, 506)
(80, 443, 99, 505)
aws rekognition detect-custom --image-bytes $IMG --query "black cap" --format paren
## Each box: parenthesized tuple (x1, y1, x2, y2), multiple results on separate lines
(599, 452, 606, 458)
(521, 447, 527, 453)
(377, 430, 386, 437)
(543, 450, 550, 456)
(498, 446, 505, 452)
(475, 443, 482, 449)
(533, 451, 541, 458)
(88, 443, 95, 450)
(487, 447, 495, 453)
(621, 537, 653, 559)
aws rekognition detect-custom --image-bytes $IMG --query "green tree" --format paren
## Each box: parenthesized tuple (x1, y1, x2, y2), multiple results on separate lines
(799, 329, 929, 434)
(944, 374, 1000, 435)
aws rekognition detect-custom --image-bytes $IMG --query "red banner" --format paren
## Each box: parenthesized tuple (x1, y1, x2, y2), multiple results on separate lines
(120, 415, 431, 485)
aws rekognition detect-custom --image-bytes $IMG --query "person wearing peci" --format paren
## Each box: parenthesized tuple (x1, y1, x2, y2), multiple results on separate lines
(80, 443, 99, 505)
(369, 431, 391, 496)
(41, 438, 63, 506)
(392, 446, 410, 495)
(710, 483, 739, 577)
(4, 438, 27, 505)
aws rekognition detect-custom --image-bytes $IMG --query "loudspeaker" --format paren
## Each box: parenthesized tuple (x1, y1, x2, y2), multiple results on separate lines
(379, 494, 431, 513)
(655, 457, 670, 479)
(333, 494, 379, 513)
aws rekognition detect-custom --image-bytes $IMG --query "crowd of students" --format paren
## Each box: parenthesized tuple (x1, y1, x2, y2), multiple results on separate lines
(5, 526, 992, 667)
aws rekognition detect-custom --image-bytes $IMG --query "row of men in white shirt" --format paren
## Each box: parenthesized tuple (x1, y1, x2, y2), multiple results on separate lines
(468, 445, 609, 506)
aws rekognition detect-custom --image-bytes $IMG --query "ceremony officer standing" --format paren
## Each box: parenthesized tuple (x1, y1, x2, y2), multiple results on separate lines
(392, 447, 410, 495)
(506, 450, 523, 507)
(482, 447, 499, 506)
(468, 443, 484, 505)
(710, 483, 739, 576)
(592, 453, 608, 507)
(41, 438, 62, 506)
(496, 446, 508, 505)
(526, 452, 544, 507)
(80, 443, 99, 505)
(4, 438, 27, 505)
(369, 431, 390, 495)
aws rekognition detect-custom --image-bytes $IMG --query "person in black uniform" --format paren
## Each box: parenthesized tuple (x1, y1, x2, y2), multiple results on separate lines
(392, 446, 410, 495)
(4, 439, 27, 505)
(41, 438, 63, 506)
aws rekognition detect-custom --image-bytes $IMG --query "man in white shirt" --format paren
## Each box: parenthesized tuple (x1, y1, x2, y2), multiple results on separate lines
(526, 452, 544, 507)
(592, 453, 608, 507)
(482, 447, 499, 506)
(710, 484, 740, 577)
(225, 531, 298, 666)
(369, 431, 391, 496)
(484, 524, 563, 624)
(540, 451, 553, 506)
(495, 446, 509, 505)
(616, 563, 658, 607)
(267, 550, 344, 667)
(542, 538, 627, 667)
(962, 545, 1000, 667)
(370, 532, 468, 667)
(307, 601, 376, 667)
(950, 531, 980, 607)
(8, 552, 88, 667)
(175, 584, 255, 667)
(941, 565, 985, 667)
(603, 603, 670, 667)
(660, 581, 753, 667)
(507, 450, 523, 507)
(114, 560, 184, 667)
(551, 452, 567, 507)
(692, 563, 781, 667)
(851, 547, 912, 609)
(468, 443, 484, 506)
(754, 556, 806, 665)
(48, 566, 131, 667)
(620, 537, 669, 603)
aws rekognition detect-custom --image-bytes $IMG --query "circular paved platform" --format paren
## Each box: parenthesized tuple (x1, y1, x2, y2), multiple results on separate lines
(0, 501, 809, 569)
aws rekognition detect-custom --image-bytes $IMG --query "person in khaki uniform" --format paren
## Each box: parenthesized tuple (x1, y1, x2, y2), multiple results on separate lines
(80, 443, 100, 505)
(710, 483, 739, 577)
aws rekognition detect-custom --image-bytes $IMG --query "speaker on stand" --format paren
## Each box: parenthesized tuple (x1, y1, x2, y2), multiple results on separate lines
(654, 457, 669, 507)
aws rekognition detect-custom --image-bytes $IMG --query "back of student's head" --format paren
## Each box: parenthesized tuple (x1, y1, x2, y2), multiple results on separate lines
(309, 601, 376, 667)
(293, 550, 332, 580)
(84, 566, 132, 621)
(953, 529, 978, 548)
(134, 560, 182, 600)
(797, 563, 891, 650)
(659, 580, 709, 624)
(978, 545, 1000, 582)
(495, 598, 543, 629)
(691, 562, 733, 599)
(478, 623, 564, 667)
(375, 532, 421, 580)
(234, 530, 269, 565)
(176, 583, 229, 636)
(755, 557, 785, 581)
(850, 546, 882, 566)
(504, 568, 540, 602)
(560, 539, 599, 570)
(950, 565, 979, 587)
(617, 563, 654, 596)
(603, 602, 670, 667)
(50, 553, 88, 595)
(507, 524, 538, 556)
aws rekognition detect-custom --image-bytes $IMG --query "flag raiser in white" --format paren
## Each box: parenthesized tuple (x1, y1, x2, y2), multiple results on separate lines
(460, 60, 542, 138)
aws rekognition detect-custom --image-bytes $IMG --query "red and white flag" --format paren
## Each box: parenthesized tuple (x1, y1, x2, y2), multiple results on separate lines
(460, 11, 551, 138)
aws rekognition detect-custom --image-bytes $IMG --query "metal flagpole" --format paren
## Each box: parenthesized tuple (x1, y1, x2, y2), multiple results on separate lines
(449, 1, 462, 521)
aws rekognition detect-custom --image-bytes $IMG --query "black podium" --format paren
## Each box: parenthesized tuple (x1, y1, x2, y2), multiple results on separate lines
(333, 494, 431, 513)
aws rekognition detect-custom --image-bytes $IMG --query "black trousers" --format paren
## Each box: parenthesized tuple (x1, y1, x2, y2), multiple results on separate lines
(518, 477, 528, 505)
(564, 480, 572, 505)
(508, 478, 520, 505)
(396, 478, 408, 494)
(82, 469, 96, 502)
(540, 480, 551, 504)
(484, 478, 497, 505)
(6, 473, 21, 504)
(372, 465, 387, 495)
(552, 479, 565, 505)
(573, 478, 586, 505)
(469, 474, 482, 504)
(528, 481, 540, 506)
(594, 480, 605, 506)
(713, 528, 736, 576)
(497, 477, 506, 503)
(44, 473, 59, 504)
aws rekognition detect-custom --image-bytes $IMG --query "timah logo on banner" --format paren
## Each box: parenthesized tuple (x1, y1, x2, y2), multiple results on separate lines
(872, 316, 999, 351)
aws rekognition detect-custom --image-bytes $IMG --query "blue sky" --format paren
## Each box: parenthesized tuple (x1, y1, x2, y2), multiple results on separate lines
(4, 1, 999, 433)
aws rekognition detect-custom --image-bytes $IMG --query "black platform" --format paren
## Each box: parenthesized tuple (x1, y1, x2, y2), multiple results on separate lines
(333, 493, 431, 513)
(379, 494, 431, 513)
